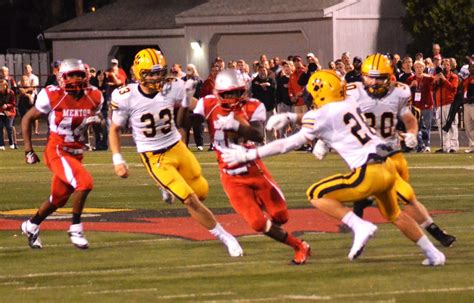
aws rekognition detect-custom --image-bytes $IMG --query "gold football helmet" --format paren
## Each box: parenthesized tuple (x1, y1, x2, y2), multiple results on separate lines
(132, 48, 167, 91)
(306, 70, 346, 109)
(361, 53, 393, 98)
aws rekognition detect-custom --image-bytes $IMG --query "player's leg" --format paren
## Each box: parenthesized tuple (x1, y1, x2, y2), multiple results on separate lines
(21, 174, 74, 249)
(140, 145, 242, 257)
(392, 152, 456, 247)
(306, 165, 380, 260)
(374, 160, 445, 266)
(256, 173, 310, 264)
(56, 153, 94, 249)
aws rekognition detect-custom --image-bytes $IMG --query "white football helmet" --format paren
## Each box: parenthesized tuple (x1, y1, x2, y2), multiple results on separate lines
(58, 58, 88, 92)
(214, 70, 247, 110)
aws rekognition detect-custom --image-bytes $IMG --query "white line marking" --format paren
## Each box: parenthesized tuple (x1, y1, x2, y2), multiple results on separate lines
(0, 268, 132, 280)
(0, 237, 177, 251)
(18, 285, 88, 291)
(0, 281, 23, 286)
(86, 288, 158, 295)
(283, 286, 474, 300)
(410, 165, 474, 170)
(157, 291, 234, 299)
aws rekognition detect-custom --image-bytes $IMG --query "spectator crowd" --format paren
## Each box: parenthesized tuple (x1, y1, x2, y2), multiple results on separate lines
(1, 43, 473, 153)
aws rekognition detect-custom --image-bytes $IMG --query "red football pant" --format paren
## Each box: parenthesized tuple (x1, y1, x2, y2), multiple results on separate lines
(44, 144, 94, 207)
(220, 162, 288, 232)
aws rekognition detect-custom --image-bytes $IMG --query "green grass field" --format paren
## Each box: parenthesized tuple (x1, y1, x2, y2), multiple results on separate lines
(1, 148, 473, 302)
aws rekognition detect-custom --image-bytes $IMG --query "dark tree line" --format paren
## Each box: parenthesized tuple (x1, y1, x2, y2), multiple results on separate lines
(403, 0, 473, 63)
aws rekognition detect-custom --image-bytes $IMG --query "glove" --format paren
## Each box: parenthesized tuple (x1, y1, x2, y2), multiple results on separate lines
(84, 115, 101, 125)
(401, 132, 417, 149)
(214, 112, 240, 131)
(220, 144, 258, 166)
(266, 113, 297, 131)
(312, 140, 329, 160)
(25, 151, 40, 164)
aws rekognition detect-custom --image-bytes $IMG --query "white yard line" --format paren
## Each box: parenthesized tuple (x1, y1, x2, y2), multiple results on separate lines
(283, 286, 474, 301)
(86, 288, 158, 295)
(18, 285, 89, 291)
(1, 268, 132, 280)
(410, 165, 474, 170)
(157, 292, 234, 300)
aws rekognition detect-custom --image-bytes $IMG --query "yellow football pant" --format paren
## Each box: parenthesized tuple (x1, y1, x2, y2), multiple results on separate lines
(306, 159, 402, 222)
(140, 141, 208, 201)
(389, 152, 415, 204)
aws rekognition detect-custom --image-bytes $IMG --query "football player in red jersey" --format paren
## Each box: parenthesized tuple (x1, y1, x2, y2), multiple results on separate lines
(193, 70, 310, 265)
(20, 58, 103, 249)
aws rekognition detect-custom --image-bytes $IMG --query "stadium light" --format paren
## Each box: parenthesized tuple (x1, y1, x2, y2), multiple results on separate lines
(190, 41, 202, 52)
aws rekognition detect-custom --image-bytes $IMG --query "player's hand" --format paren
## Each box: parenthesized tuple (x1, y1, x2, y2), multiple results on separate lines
(214, 112, 240, 131)
(266, 113, 297, 131)
(219, 144, 258, 166)
(401, 133, 417, 149)
(85, 115, 101, 125)
(312, 140, 329, 160)
(25, 151, 40, 164)
(114, 163, 129, 178)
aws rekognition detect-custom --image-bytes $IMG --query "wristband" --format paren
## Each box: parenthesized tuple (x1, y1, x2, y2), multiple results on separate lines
(112, 153, 126, 165)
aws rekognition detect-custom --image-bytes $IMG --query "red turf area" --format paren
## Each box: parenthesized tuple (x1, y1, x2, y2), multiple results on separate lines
(0, 208, 455, 240)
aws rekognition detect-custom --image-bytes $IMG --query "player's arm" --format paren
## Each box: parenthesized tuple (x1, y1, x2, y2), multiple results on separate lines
(21, 107, 43, 164)
(400, 111, 418, 135)
(109, 89, 130, 178)
(109, 122, 128, 178)
(266, 112, 304, 131)
(399, 110, 419, 149)
(238, 120, 264, 143)
(220, 131, 309, 166)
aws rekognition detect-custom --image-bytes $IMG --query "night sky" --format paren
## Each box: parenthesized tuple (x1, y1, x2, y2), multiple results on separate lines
(0, 0, 114, 53)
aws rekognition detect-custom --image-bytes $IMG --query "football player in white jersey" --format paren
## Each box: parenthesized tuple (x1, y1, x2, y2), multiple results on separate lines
(345, 54, 455, 247)
(267, 54, 456, 248)
(108, 48, 242, 257)
(220, 70, 445, 266)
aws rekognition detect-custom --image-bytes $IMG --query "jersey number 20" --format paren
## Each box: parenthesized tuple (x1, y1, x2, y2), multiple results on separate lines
(344, 108, 375, 145)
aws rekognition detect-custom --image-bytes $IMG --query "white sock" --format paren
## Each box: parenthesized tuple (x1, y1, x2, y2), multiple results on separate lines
(209, 223, 231, 241)
(420, 217, 434, 229)
(342, 211, 366, 230)
(416, 235, 439, 254)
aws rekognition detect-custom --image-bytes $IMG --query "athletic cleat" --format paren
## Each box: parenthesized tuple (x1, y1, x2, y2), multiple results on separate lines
(21, 221, 42, 249)
(422, 251, 446, 266)
(292, 241, 311, 265)
(223, 236, 243, 257)
(68, 223, 89, 249)
(348, 222, 377, 261)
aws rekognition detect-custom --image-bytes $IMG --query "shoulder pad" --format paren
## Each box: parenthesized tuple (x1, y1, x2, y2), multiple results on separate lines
(110, 84, 134, 110)
(393, 82, 411, 97)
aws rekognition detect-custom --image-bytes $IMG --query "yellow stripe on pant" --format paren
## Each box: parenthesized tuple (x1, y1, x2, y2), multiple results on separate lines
(306, 159, 401, 222)
(139, 140, 209, 202)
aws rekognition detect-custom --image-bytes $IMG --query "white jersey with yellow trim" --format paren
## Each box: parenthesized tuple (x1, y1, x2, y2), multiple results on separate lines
(111, 79, 186, 153)
(300, 99, 387, 170)
(346, 81, 411, 150)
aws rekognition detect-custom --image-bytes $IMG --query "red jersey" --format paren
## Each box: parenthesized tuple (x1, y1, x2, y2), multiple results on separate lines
(194, 95, 266, 171)
(35, 85, 103, 149)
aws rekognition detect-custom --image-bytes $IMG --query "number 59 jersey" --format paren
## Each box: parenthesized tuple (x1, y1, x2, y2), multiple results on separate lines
(300, 99, 387, 170)
(111, 80, 185, 153)
(346, 82, 412, 150)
